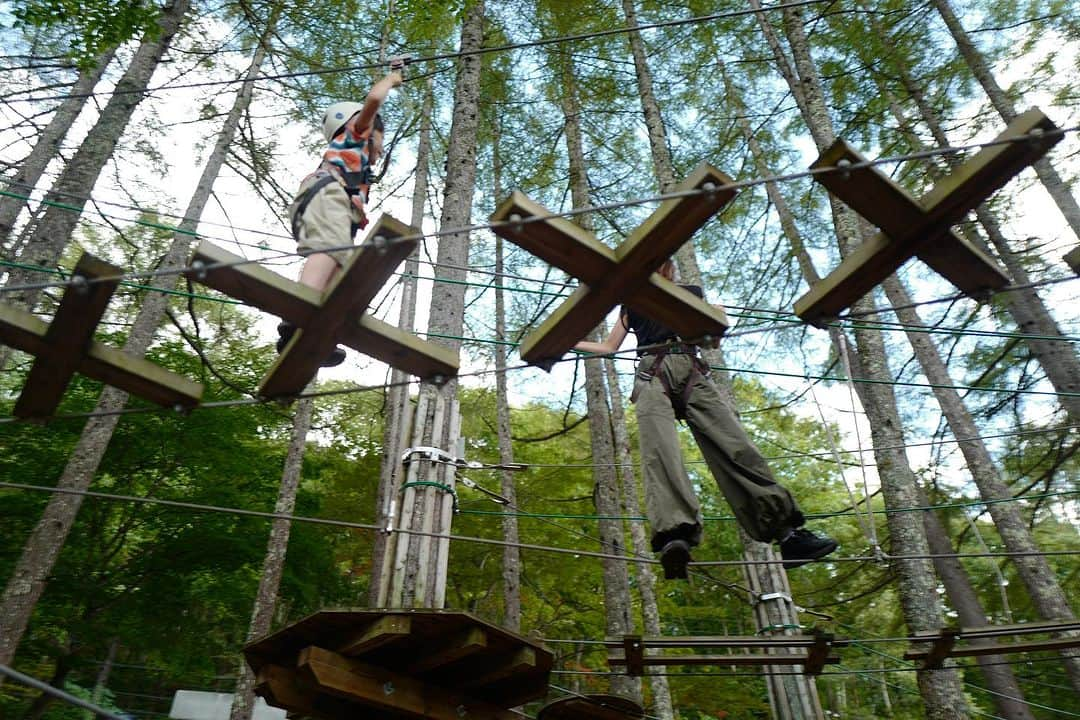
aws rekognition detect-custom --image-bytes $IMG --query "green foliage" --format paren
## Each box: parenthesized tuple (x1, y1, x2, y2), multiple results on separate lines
(11, 0, 162, 67)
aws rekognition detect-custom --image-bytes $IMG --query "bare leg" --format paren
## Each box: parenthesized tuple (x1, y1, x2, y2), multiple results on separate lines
(298, 252, 341, 292)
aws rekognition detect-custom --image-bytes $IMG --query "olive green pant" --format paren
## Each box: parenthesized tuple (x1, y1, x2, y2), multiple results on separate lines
(632, 353, 804, 550)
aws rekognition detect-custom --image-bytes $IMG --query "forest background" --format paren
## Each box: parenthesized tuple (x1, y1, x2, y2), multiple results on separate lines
(1, 0, 1079, 718)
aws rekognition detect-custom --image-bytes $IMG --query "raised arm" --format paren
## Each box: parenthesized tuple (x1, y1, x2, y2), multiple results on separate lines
(351, 71, 403, 132)
(573, 312, 630, 355)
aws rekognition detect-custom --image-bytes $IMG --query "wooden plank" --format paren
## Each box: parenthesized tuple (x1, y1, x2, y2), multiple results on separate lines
(907, 637, 1080, 663)
(15, 253, 121, 418)
(261, 223, 416, 398)
(604, 635, 824, 649)
(490, 190, 617, 282)
(453, 646, 538, 690)
(336, 615, 411, 657)
(911, 620, 1080, 640)
(1066, 246, 1080, 275)
(405, 626, 488, 674)
(254, 664, 328, 717)
(797, 109, 1057, 325)
(0, 302, 203, 411)
(909, 628, 958, 670)
(812, 140, 1007, 300)
(338, 314, 458, 382)
(608, 653, 833, 667)
(188, 240, 323, 325)
(297, 646, 520, 720)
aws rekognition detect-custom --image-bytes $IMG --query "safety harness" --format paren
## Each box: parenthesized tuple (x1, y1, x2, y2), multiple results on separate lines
(289, 172, 368, 244)
(638, 341, 710, 420)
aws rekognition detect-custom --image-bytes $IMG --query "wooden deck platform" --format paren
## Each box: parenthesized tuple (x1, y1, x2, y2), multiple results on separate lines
(244, 609, 553, 720)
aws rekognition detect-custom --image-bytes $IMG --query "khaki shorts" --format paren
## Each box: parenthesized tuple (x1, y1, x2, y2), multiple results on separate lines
(287, 174, 361, 266)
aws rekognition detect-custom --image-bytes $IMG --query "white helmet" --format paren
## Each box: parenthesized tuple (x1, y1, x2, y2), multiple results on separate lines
(322, 101, 364, 142)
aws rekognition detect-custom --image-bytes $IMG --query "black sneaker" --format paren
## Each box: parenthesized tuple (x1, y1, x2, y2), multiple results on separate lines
(659, 539, 691, 580)
(276, 322, 346, 367)
(779, 528, 838, 569)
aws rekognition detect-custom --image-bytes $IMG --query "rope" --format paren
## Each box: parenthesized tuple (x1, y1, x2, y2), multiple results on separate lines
(0, 664, 126, 720)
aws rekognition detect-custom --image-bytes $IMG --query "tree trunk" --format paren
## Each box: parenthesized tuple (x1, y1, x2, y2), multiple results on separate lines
(928, 0, 1080, 241)
(382, 0, 483, 609)
(557, 49, 639, 700)
(883, 274, 1080, 693)
(919, 496, 1037, 720)
(756, 5, 970, 715)
(369, 76, 434, 606)
(230, 395, 313, 720)
(867, 4, 1080, 424)
(0, 49, 114, 253)
(722, 58, 826, 720)
(492, 118, 521, 633)
(25, 651, 73, 720)
(0, 4, 268, 667)
(5, 0, 190, 311)
(604, 353, 674, 720)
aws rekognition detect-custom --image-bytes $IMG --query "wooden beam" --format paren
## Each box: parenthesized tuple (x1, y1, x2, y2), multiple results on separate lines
(187, 215, 459, 389)
(261, 221, 416, 397)
(405, 626, 488, 674)
(456, 646, 538, 690)
(1064, 246, 1080, 275)
(0, 300, 203, 416)
(490, 162, 734, 369)
(604, 635, 825, 649)
(796, 108, 1058, 325)
(804, 632, 833, 675)
(621, 636, 645, 677)
(908, 628, 959, 670)
(14, 253, 120, 418)
(296, 646, 520, 720)
(335, 615, 411, 657)
(609, 653, 832, 667)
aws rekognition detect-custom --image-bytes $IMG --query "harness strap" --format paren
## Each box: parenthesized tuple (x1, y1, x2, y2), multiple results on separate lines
(290, 173, 340, 243)
(642, 347, 708, 421)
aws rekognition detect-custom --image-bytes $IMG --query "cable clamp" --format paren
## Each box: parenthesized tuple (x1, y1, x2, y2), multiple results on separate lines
(757, 592, 793, 604)
(401, 446, 527, 472)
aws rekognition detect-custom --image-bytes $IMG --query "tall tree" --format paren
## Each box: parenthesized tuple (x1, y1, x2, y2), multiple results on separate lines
(749, 3, 970, 714)
(4, 0, 191, 312)
(0, 0, 272, 667)
(0, 49, 114, 253)
(928, 0, 1080, 243)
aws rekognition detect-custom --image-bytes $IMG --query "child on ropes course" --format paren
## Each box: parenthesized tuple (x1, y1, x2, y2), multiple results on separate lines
(277, 65, 404, 366)
(573, 259, 838, 579)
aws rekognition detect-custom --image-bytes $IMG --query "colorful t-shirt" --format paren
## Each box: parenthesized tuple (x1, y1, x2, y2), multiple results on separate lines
(317, 111, 377, 215)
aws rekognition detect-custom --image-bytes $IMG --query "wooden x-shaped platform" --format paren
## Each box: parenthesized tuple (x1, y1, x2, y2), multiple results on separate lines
(244, 609, 553, 720)
(187, 215, 458, 399)
(795, 108, 1061, 325)
(0, 252, 203, 419)
(490, 163, 734, 370)
(606, 633, 838, 676)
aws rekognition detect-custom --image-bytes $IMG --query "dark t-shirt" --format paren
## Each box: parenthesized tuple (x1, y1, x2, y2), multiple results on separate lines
(623, 284, 704, 350)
